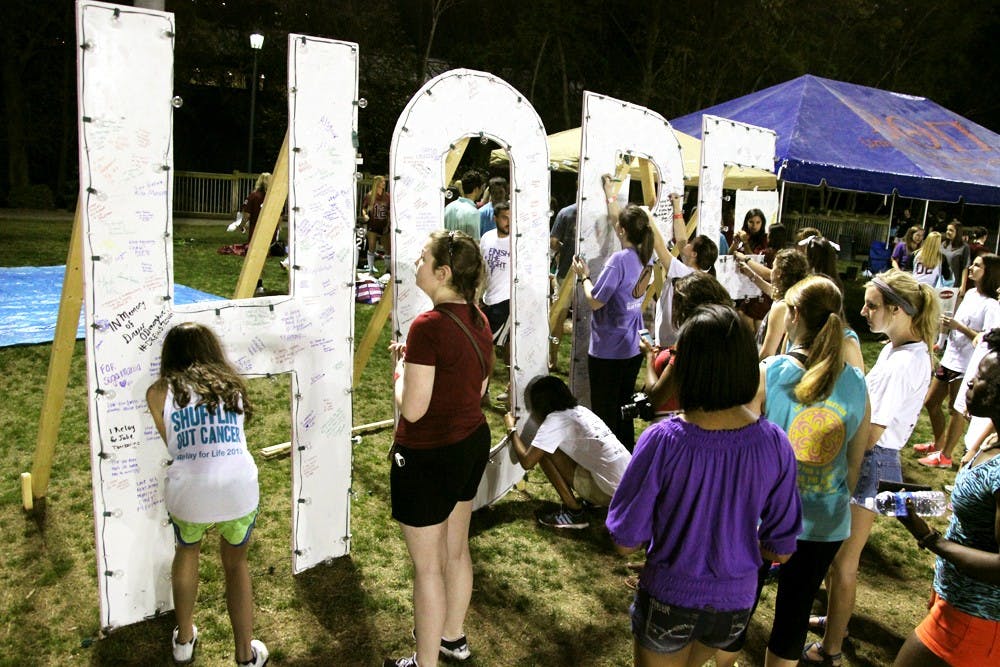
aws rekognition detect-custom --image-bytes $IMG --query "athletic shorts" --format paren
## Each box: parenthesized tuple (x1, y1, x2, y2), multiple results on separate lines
(934, 364, 963, 384)
(481, 300, 510, 346)
(631, 587, 751, 654)
(573, 467, 613, 507)
(851, 445, 902, 510)
(915, 591, 1000, 665)
(390, 422, 490, 527)
(170, 508, 258, 547)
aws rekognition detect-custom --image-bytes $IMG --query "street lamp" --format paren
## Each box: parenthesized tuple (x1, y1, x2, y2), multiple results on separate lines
(247, 31, 264, 174)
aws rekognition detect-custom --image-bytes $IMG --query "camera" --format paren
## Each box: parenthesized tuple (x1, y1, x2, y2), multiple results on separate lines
(620, 392, 654, 421)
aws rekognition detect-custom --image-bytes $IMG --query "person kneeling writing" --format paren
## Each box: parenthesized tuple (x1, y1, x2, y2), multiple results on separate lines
(505, 375, 632, 530)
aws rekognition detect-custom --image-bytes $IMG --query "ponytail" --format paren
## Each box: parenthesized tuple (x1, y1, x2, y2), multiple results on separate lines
(912, 283, 941, 350)
(795, 313, 844, 404)
(619, 205, 654, 266)
(783, 275, 845, 404)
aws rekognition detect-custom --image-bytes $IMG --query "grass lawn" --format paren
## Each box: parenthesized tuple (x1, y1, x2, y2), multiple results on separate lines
(0, 215, 956, 666)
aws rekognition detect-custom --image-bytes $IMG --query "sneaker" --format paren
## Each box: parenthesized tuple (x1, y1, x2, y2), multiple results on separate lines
(171, 625, 198, 665)
(440, 635, 471, 661)
(918, 451, 953, 469)
(383, 654, 418, 667)
(237, 639, 269, 666)
(538, 507, 589, 529)
(914, 442, 938, 454)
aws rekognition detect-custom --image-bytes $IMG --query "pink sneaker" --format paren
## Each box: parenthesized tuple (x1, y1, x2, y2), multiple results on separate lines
(918, 451, 953, 469)
(914, 442, 938, 454)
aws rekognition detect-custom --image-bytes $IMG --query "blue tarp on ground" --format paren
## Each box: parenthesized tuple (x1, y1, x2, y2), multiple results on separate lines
(0, 265, 224, 347)
(671, 74, 1000, 205)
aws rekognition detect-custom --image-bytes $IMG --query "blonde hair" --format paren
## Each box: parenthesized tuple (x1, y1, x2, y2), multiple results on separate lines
(868, 269, 941, 349)
(916, 231, 942, 268)
(784, 275, 844, 404)
(254, 172, 271, 192)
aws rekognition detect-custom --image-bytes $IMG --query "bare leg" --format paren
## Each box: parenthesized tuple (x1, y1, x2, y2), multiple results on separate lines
(892, 632, 950, 667)
(923, 377, 949, 443)
(764, 648, 797, 667)
(220, 537, 254, 663)
(816, 505, 876, 658)
(939, 380, 966, 458)
(401, 520, 449, 667)
(633, 640, 717, 667)
(442, 501, 474, 642)
(537, 454, 582, 510)
(172, 542, 201, 644)
(713, 649, 739, 667)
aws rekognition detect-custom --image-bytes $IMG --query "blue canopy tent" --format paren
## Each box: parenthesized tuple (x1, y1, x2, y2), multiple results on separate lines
(671, 74, 1000, 205)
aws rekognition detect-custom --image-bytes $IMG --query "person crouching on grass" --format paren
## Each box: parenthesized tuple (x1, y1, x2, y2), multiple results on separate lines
(146, 322, 268, 667)
(504, 375, 632, 530)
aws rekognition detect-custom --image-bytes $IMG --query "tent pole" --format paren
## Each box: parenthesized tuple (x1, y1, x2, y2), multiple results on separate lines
(922, 200, 930, 231)
(887, 193, 896, 245)
(777, 180, 786, 224)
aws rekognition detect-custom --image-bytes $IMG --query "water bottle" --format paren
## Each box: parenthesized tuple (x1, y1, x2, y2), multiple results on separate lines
(873, 490, 947, 517)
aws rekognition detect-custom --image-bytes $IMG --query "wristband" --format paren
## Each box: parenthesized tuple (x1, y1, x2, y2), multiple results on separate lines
(606, 196, 616, 204)
(917, 529, 940, 550)
(672, 213, 684, 219)
(393, 371, 401, 382)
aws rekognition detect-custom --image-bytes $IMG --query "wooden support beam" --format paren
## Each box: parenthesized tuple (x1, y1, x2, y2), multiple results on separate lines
(445, 137, 470, 185)
(638, 158, 658, 207)
(259, 419, 395, 460)
(234, 130, 290, 299)
(25, 204, 85, 508)
(353, 290, 393, 387)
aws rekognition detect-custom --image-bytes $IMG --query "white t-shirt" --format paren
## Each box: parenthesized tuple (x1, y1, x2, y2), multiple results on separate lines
(479, 229, 511, 306)
(530, 405, 632, 496)
(953, 299, 1000, 415)
(163, 388, 259, 522)
(940, 289, 993, 373)
(912, 253, 944, 286)
(653, 258, 695, 347)
(866, 341, 932, 451)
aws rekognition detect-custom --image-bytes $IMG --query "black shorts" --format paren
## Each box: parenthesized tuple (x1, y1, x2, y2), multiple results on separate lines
(481, 300, 510, 345)
(390, 422, 491, 527)
(934, 364, 963, 384)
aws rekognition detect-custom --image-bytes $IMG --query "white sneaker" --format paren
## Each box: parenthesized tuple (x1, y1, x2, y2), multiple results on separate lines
(237, 639, 269, 666)
(171, 625, 198, 664)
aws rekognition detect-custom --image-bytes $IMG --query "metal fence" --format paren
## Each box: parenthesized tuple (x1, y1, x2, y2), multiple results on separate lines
(780, 212, 891, 260)
(173, 170, 374, 220)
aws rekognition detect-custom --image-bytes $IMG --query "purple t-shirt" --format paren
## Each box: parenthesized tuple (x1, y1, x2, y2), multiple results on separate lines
(607, 416, 802, 611)
(589, 248, 645, 359)
(892, 241, 915, 271)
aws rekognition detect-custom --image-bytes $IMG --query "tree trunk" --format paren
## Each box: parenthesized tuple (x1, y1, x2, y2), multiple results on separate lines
(529, 32, 549, 101)
(557, 36, 570, 129)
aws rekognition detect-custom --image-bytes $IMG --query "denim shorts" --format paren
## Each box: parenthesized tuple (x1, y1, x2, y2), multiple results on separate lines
(851, 445, 902, 509)
(631, 587, 751, 654)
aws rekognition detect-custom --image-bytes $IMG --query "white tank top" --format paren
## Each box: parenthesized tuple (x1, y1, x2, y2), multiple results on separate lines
(163, 387, 259, 523)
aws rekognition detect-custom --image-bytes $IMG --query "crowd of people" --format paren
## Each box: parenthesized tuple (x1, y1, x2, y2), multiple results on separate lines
(150, 172, 999, 667)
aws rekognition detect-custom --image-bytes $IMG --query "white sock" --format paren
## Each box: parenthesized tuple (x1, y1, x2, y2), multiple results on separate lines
(367, 252, 375, 268)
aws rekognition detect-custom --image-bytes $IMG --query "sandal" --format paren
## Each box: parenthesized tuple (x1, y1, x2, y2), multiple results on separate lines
(801, 641, 842, 666)
(808, 615, 848, 639)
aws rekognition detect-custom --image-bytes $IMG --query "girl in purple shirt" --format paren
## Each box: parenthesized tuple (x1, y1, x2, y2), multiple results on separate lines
(607, 304, 802, 667)
(572, 176, 656, 450)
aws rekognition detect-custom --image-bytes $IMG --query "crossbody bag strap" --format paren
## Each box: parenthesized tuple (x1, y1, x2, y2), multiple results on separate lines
(438, 307, 489, 379)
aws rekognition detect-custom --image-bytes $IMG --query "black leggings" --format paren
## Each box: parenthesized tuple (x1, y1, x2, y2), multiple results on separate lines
(768, 539, 843, 660)
(587, 353, 643, 450)
(722, 539, 842, 655)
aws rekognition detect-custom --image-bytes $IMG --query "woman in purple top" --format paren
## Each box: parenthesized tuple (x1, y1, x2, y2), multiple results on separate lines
(607, 304, 802, 667)
(572, 175, 654, 450)
(892, 225, 924, 272)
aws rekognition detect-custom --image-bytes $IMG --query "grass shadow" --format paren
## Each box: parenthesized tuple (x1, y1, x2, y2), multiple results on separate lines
(92, 613, 177, 665)
(290, 556, 377, 665)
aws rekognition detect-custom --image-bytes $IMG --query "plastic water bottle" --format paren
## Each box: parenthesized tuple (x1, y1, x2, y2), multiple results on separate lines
(873, 490, 947, 517)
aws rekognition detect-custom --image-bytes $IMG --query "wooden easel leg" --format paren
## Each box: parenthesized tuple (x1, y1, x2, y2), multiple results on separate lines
(25, 205, 84, 509)
(234, 130, 290, 299)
